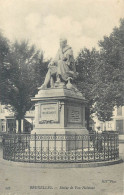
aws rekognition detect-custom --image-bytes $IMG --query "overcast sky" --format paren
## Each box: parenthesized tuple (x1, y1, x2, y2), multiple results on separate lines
(0, 0, 124, 58)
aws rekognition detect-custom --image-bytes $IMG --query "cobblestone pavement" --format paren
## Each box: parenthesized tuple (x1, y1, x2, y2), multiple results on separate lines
(0, 145, 124, 195)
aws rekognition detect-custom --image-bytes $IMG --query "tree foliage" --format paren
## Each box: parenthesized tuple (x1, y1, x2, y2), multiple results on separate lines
(95, 18, 124, 121)
(0, 39, 48, 131)
(0, 32, 9, 100)
(75, 48, 99, 128)
(76, 19, 124, 123)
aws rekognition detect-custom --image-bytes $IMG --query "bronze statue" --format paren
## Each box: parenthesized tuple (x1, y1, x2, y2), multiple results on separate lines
(39, 38, 78, 89)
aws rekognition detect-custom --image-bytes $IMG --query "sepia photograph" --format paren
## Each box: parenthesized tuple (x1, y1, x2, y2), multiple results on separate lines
(0, 0, 124, 194)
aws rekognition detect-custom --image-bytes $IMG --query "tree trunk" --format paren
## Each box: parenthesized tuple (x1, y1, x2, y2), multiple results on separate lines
(87, 114, 90, 130)
(16, 118, 23, 133)
(85, 107, 90, 131)
(18, 119, 21, 133)
(16, 111, 25, 133)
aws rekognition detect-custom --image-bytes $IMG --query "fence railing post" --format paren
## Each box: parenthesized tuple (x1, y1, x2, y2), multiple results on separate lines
(35, 133, 36, 162)
(29, 135, 30, 163)
(26, 134, 27, 148)
(94, 133, 96, 162)
(54, 133, 56, 161)
(14, 136, 16, 161)
(18, 136, 20, 161)
(41, 140, 42, 162)
(82, 136, 83, 162)
(75, 133, 76, 162)
(48, 138, 49, 162)
(2, 136, 5, 159)
(116, 133, 117, 159)
(110, 134, 112, 160)
(103, 134, 105, 161)
(108, 133, 109, 161)
(114, 133, 115, 160)
(117, 133, 119, 158)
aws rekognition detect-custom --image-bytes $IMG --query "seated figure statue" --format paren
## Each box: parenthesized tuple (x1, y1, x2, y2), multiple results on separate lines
(39, 38, 77, 89)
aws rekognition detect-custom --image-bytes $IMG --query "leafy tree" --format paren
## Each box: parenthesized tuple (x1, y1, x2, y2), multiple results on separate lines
(76, 19, 124, 125)
(0, 32, 9, 100)
(75, 48, 99, 129)
(95, 18, 124, 121)
(0, 40, 48, 132)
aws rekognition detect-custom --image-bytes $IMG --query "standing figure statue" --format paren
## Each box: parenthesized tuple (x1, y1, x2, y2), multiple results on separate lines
(39, 38, 78, 89)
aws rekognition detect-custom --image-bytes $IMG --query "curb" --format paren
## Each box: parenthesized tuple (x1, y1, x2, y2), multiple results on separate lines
(0, 158, 123, 169)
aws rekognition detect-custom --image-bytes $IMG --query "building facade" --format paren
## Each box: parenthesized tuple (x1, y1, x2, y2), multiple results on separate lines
(0, 103, 34, 134)
(93, 106, 124, 140)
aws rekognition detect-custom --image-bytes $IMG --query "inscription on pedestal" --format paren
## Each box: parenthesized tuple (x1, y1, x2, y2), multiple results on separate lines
(68, 106, 82, 123)
(39, 103, 58, 123)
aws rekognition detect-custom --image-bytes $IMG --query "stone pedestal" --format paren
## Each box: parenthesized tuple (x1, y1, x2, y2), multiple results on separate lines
(31, 87, 88, 150)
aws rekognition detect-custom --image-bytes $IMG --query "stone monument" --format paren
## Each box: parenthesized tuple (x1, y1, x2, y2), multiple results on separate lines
(31, 38, 88, 150)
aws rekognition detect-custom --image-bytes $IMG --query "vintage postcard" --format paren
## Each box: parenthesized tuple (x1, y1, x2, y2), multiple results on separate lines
(0, 0, 124, 195)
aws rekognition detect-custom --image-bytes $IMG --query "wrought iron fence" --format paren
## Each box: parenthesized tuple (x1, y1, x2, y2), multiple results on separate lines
(2, 132, 119, 163)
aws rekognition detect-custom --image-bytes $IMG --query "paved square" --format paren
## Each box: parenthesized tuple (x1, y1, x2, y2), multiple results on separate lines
(0, 145, 123, 195)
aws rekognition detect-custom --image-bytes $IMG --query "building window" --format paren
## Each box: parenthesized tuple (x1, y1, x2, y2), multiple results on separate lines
(116, 120, 124, 134)
(117, 107, 122, 116)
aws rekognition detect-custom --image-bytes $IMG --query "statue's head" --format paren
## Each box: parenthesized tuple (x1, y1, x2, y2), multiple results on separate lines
(60, 37, 67, 49)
